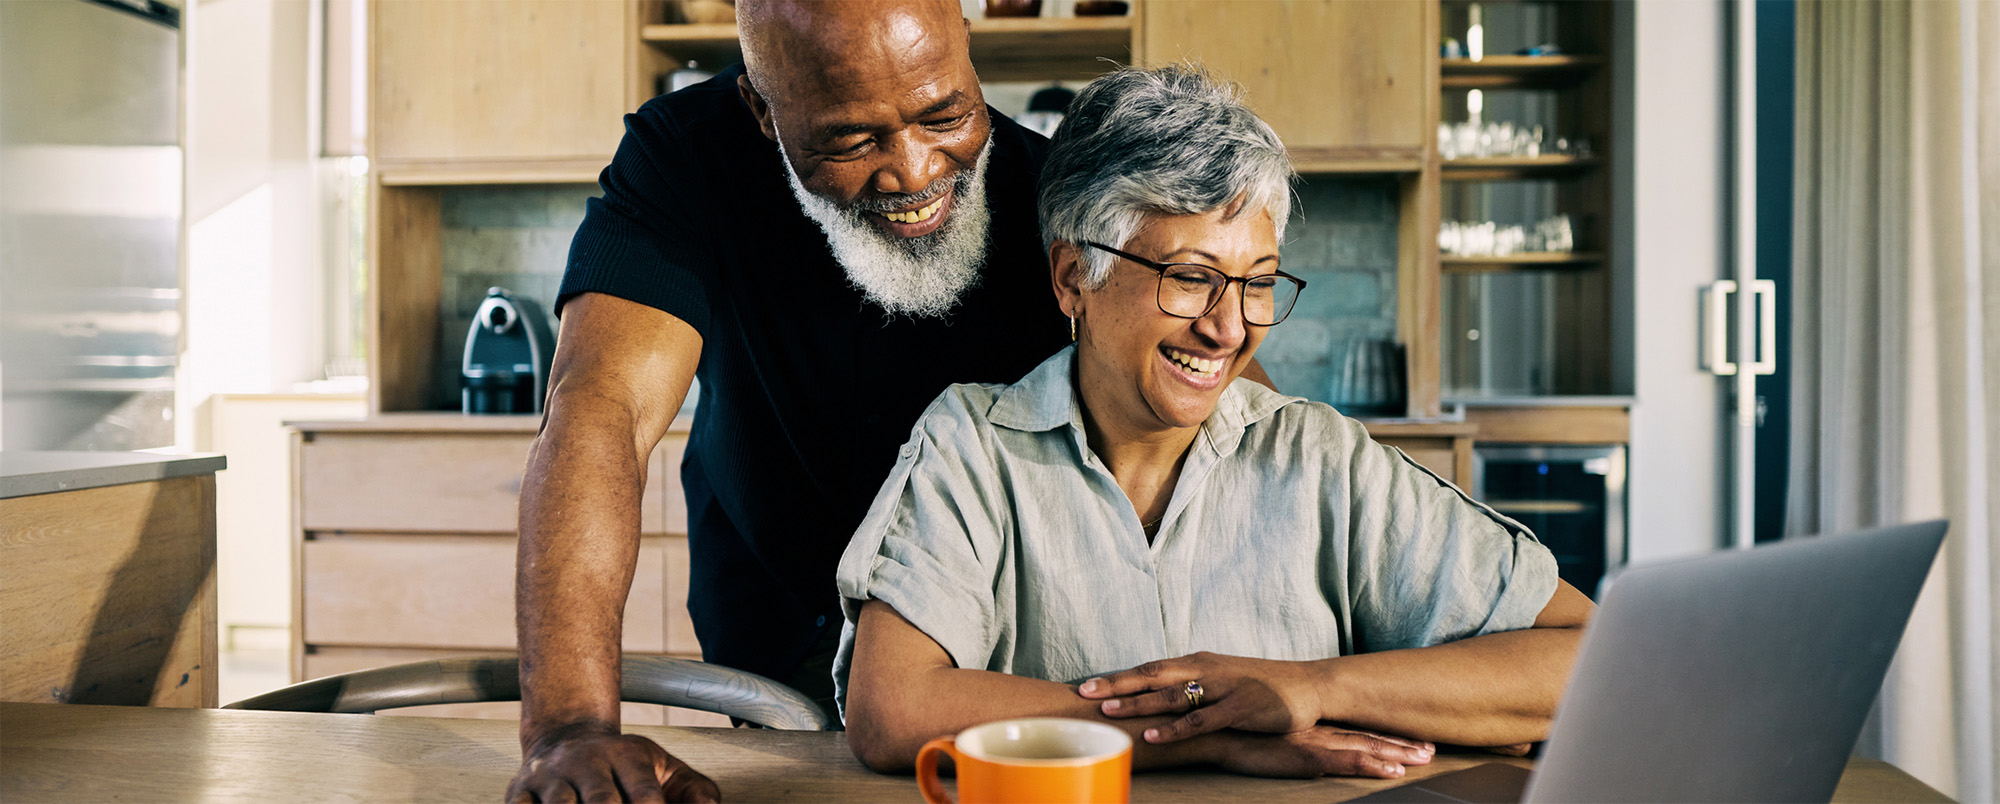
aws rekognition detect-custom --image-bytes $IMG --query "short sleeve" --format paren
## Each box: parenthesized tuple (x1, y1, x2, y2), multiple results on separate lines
(1333, 418, 1558, 653)
(557, 103, 717, 335)
(832, 391, 1007, 719)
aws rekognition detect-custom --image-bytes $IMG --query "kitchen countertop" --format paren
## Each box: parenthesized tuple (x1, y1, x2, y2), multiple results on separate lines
(0, 451, 228, 500)
(286, 410, 694, 434)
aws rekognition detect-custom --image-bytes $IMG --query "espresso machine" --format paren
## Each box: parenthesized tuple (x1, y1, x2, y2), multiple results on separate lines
(461, 287, 555, 414)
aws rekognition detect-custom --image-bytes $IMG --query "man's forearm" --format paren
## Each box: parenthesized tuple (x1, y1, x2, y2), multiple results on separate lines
(1315, 626, 1582, 746)
(515, 406, 655, 749)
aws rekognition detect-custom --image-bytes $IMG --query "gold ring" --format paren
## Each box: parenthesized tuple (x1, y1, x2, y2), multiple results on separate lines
(1182, 680, 1205, 709)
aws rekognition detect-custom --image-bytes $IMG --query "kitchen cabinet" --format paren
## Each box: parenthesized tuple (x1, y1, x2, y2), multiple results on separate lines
(1434, 1, 1622, 401)
(289, 414, 723, 726)
(1140, 0, 1433, 172)
(1, 453, 225, 708)
(372, 0, 631, 170)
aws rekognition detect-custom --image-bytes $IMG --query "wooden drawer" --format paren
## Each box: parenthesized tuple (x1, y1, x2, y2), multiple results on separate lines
(299, 431, 670, 535)
(1379, 441, 1460, 485)
(302, 534, 666, 653)
(302, 646, 727, 727)
(663, 534, 698, 655)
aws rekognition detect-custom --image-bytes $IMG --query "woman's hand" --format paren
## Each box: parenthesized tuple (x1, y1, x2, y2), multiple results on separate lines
(1079, 652, 1356, 744)
(1206, 725, 1435, 779)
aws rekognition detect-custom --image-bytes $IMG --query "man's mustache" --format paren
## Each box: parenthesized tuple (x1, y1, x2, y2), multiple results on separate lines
(847, 171, 964, 214)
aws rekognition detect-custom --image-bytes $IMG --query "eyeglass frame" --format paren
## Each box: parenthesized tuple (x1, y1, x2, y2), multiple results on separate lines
(1077, 240, 1308, 326)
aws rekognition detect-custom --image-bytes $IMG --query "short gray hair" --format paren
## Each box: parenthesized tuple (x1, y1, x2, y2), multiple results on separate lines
(1038, 64, 1295, 288)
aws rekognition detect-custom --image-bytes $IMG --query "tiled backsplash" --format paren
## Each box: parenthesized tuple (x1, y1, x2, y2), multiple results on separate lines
(432, 178, 1399, 408)
(1258, 177, 1402, 405)
(434, 184, 594, 406)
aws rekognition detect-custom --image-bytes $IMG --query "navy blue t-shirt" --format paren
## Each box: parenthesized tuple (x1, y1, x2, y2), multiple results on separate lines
(557, 66, 1070, 682)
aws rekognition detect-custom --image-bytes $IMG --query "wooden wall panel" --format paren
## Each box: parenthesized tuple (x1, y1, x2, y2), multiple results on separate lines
(369, 184, 442, 413)
(0, 477, 218, 708)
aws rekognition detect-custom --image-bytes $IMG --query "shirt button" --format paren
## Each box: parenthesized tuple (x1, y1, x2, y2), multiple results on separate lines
(815, 615, 827, 627)
(900, 445, 915, 458)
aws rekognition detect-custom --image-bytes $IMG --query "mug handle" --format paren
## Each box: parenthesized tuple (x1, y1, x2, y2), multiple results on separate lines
(916, 736, 959, 804)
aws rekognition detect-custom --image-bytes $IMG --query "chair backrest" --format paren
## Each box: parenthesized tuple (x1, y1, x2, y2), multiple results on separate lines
(224, 654, 831, 731)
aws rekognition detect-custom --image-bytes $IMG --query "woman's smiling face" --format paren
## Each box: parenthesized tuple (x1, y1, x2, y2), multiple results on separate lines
(1063, 204, 1281, 434)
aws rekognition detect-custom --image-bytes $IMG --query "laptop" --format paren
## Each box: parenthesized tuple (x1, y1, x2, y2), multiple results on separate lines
(1352, 520, 1948, 804)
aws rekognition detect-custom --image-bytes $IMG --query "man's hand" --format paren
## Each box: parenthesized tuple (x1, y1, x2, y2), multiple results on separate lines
(507, 725, 719, 803)
(1207, 725, 1435, 779)
(1079, 652, 1341, 743)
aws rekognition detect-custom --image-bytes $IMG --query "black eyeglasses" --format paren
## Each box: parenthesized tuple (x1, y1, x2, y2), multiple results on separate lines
(1080, 241, 1307, 326)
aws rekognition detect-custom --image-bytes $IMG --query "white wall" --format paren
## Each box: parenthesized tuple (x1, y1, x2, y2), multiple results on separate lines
(1624, 0, 1733, 563)
(180, 0, 323, 448)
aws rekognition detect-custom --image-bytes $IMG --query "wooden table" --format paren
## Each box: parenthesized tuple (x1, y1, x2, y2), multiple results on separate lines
(0, 703, 1949, 803)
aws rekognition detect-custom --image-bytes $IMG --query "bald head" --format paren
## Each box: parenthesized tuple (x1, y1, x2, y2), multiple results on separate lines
(738, 0, 970, 111)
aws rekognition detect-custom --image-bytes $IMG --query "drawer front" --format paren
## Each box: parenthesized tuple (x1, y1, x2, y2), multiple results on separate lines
(663, 534, 698, 655)
(299, 432, 669, 534)
(1376, 438, 1459, 486)
(300, 647, 719, 725)
(302, 534, 666, 653)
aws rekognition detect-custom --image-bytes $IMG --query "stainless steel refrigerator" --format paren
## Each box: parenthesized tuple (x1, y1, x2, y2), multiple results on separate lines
(0, 0, 183, 451)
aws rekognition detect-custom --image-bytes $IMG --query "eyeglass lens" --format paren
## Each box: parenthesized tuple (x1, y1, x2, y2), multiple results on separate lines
(1156, 265, 1302, 325)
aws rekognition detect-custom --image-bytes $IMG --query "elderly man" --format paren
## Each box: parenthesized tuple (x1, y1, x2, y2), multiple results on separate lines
(507, 0, 1239, 800)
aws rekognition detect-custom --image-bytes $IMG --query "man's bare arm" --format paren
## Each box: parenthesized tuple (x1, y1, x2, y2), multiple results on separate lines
(510, 292, 716, 803)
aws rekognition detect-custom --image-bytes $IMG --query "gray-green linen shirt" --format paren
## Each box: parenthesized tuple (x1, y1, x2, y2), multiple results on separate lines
(833, 346, 1558, 719)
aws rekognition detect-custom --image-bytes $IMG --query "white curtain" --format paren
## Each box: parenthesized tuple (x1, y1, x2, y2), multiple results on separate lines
(1791, 0, 1998, 799)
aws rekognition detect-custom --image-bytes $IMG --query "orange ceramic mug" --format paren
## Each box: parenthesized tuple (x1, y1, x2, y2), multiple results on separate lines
(916, 718, 1132, 804)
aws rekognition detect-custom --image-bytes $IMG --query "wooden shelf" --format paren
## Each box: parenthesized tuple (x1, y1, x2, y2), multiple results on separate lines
(377, 159, 608, 186)
(640, 16, 1135, 82)
(1291, 145, 1425, 175)
(967, 16, 1136, 81)
(1441, 252, 1604, 273)
(1460, 405, 1630, 444)
(1440, 55, 1604, 89)
(1441, 155, 1599, 181)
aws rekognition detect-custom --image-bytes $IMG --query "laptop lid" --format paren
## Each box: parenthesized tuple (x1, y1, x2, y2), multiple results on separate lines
(1523, 520, 1947, 803)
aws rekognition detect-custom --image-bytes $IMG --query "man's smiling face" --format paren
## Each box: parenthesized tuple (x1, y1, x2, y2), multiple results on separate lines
(739, 0, 995, 317)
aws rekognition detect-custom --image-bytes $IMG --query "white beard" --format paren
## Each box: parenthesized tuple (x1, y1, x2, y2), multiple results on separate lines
(778, 139, 993, 319)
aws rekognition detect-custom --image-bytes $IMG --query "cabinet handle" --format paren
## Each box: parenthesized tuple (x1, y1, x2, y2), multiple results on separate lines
(1703, 280, 1738, 376)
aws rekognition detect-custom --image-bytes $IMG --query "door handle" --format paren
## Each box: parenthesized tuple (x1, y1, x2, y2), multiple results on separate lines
(1749, 279, 1776, 375)
(1703, 280, 1737, 376)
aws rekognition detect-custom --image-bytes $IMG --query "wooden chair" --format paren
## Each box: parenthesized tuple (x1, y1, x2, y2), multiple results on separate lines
(224, 654, 831, 730)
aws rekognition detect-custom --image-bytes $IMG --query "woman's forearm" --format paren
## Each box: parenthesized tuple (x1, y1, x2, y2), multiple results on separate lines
(1315, 625, 1582, 746)
(846, 663, 1216, 773)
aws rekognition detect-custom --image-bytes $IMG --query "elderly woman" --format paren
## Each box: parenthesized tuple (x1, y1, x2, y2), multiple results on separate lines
(833, 65, 1594, 779)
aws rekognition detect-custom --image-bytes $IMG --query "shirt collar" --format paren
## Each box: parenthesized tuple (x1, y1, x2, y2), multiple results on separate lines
(987, 345, 1301, 454)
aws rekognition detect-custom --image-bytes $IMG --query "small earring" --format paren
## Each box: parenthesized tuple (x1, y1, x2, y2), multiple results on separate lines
(1069, 315, 1077, 342)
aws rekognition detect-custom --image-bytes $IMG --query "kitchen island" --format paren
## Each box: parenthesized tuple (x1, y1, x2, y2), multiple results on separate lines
(0, 451, 226, 708)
